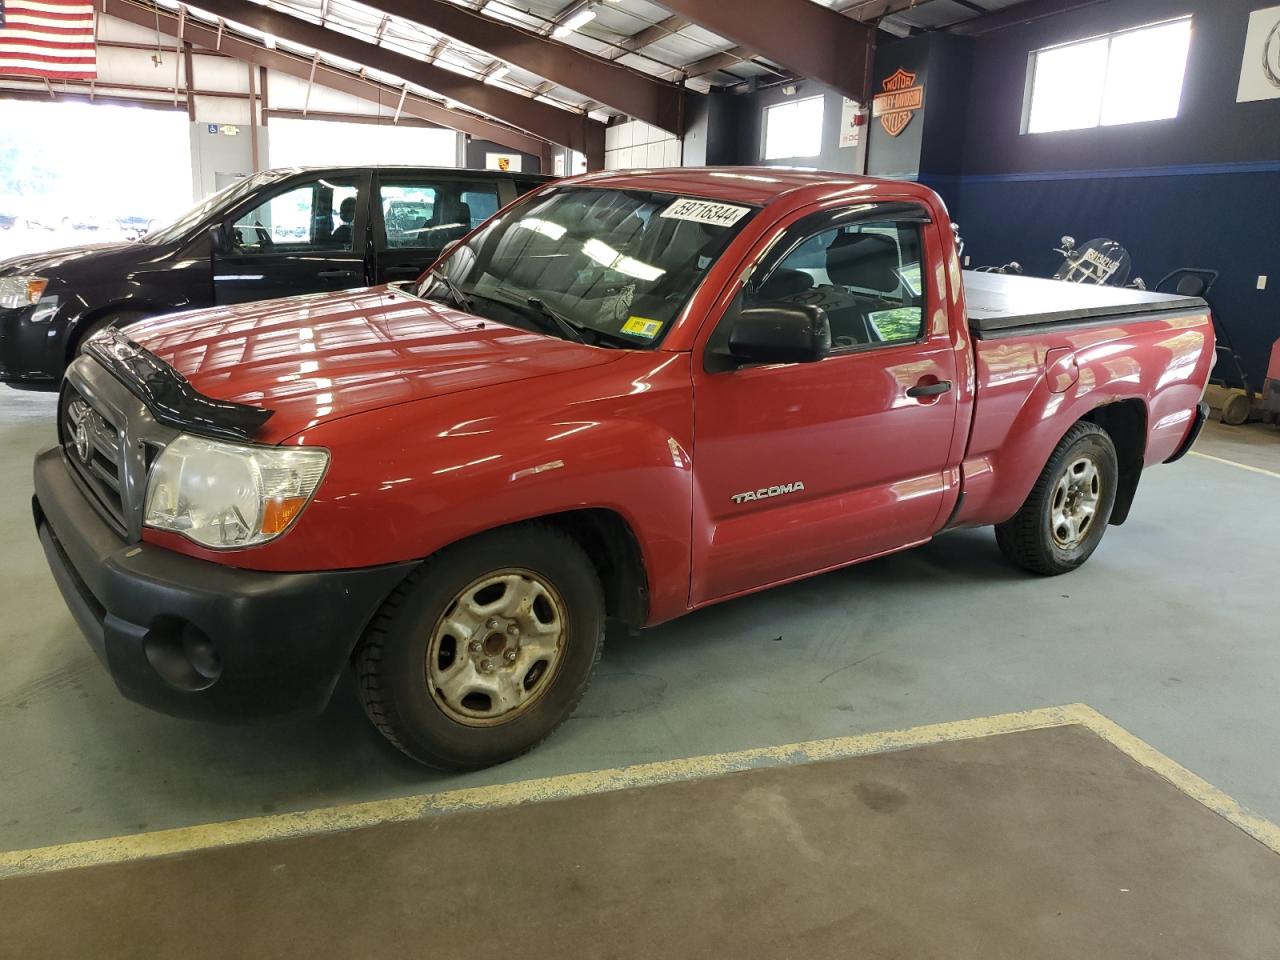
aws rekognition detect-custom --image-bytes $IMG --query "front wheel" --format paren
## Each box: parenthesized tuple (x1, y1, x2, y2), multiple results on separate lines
(355, 523, 605, 770)
(72, 311, 146, 359)
(995, 421, 1119, 575)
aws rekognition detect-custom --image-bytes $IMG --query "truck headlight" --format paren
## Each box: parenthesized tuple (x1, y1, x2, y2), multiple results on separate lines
(144, 434, 329, 548)
(0, 275, 48, 309)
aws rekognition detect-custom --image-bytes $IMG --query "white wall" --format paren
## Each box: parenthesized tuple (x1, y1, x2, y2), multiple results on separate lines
(267, 117, 458, 169)
(189, 122, 268, 202)
(604, 121, 681, 170)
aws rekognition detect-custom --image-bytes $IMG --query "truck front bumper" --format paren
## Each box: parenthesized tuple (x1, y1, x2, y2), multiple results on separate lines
(33, 445, 415, 721)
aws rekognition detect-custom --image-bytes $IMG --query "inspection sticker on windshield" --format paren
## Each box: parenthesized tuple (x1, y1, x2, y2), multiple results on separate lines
(622, 316, 664, 339)
(660, 198, 751, 227)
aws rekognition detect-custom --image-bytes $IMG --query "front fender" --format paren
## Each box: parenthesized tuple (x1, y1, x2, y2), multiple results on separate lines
(145, 352, 697, 624)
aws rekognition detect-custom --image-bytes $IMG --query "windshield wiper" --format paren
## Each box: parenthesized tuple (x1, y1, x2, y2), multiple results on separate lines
(527, 297, 641, 349)
(425, 268, 474, 312)
(479, 287, 633, 348)
(525, 297, 588, 345)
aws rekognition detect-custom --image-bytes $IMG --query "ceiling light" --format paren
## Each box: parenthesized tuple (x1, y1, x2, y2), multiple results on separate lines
(485, 64, 510, 83)
(552, 7, 596, 38)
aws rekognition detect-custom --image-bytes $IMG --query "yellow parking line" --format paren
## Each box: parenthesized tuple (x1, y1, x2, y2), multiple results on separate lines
(1071, 704, 1280, 856)
(1189, 450, 1280, 480)
(0, 702, 1275, 879)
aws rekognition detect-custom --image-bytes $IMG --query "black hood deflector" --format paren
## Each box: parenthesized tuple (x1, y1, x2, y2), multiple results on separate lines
(84, 326, 273, 442)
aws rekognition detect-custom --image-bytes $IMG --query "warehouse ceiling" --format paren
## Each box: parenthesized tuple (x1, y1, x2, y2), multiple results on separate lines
(151, 0, 1032, 127)
(3, 0, 1038, 160)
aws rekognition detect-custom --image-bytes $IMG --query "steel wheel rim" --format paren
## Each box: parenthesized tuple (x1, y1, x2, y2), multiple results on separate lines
(1050, 455, 1101, 548)
(426, 568, 568, 727)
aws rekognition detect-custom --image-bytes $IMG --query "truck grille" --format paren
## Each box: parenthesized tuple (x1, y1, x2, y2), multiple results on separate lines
(59, 382, 128, 535)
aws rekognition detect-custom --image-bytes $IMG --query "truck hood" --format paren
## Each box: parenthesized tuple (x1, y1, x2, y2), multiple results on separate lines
(126, 286, 621, 443)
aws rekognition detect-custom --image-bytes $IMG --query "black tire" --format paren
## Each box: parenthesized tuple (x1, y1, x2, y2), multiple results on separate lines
(355, 523, 605, 770)
(995, 421, 1119, 576)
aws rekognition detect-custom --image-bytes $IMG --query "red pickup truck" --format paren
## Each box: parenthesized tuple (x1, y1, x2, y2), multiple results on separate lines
(33, 168, 1214, 769)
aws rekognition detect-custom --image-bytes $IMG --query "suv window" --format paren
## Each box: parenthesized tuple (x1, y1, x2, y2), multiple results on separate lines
(381, 184, 437, 249)
(229, 176, 360, 254)
(749, 218, 926, 350)
(378, 179, 501, 250)
(462, 189, 499, 227)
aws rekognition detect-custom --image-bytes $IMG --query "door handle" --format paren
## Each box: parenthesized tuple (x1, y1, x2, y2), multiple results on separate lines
(318, 269, 358, 279)
(906, 379, 952, 398)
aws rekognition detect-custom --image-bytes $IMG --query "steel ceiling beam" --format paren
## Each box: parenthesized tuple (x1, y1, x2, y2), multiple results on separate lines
(178, 0, 605, 160)
(681, 46, 750, 79)
(948, 0, 1111, 35)
(652, 0, 875, 100)
(357, 0, 682, 133)
(97, 0, 548, 157)
(616, 14, 687, 55)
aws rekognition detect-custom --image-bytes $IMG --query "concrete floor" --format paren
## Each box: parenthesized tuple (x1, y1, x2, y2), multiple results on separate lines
(6, 724, 1279, 959)
(2, 384, 1278, 854)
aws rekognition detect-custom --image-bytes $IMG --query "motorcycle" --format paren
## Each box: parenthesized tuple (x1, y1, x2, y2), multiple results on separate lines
(1052, 235, 1146, 289)
(969, 233, 1146, 288)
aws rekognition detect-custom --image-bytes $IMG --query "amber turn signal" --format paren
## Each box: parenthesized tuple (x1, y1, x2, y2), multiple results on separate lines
(261, 496, 308, 536)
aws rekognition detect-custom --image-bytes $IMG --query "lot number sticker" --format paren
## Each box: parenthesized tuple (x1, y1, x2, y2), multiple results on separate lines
(660, 198, 751, 227)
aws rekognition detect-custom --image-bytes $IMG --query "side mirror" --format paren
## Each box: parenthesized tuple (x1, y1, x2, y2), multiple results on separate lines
(726, 304, 831, 367)
(207, 223, 228, 256)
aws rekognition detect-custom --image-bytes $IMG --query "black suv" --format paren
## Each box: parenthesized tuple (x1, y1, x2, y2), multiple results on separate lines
(0, 165, 549, 382)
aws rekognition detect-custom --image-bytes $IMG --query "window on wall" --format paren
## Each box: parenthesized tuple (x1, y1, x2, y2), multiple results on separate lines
(1023, 17, 1192, 134)
(763, 95, 825, 160)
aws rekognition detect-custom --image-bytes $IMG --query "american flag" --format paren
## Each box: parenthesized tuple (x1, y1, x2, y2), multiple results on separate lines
(0, 0, 97, 80)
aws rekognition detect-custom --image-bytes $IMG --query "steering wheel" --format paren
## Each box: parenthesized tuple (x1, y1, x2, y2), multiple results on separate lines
(253, 219, 274, 248)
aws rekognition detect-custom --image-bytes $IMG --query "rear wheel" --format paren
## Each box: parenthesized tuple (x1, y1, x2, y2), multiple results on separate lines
(355, 523, 605, 770)
(995, 421, 1118, 575)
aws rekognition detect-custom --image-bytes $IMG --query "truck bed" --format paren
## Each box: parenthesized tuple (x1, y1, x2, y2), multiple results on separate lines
(963, 271, 1205, 337)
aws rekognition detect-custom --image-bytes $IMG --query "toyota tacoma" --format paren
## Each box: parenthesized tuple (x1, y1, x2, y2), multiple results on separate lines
(33, 168, 1214, 769)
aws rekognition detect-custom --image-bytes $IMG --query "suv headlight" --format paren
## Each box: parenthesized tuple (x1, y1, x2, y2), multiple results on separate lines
(144, 434, 329, 549)
(0, 275, 48, 309)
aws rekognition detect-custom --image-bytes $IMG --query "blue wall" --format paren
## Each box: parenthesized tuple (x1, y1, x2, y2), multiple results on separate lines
(917, 0, 1280, 388)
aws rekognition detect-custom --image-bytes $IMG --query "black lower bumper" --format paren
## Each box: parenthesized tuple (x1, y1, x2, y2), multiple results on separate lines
(0, 305, 60, 382)
(1164, 400, 1210, 464)
(33, 446, 416, 721)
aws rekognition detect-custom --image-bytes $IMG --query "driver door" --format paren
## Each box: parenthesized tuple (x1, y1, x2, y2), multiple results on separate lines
(690, 202, 961, 604)
(213, 172, 370, 306)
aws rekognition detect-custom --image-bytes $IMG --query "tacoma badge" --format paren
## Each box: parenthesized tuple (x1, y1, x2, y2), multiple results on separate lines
(731, 481, 805, 505)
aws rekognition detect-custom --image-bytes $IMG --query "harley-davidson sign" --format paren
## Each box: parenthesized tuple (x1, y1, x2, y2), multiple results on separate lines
(872, 68, 924, 136)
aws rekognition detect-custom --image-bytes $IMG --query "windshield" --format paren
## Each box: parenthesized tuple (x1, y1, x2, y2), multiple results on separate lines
(417, 186, 757, 348)
(140, 169, 293, 245)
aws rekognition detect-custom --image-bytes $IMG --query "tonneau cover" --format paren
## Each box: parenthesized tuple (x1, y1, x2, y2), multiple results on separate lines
(964, 270, 1205, 335)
